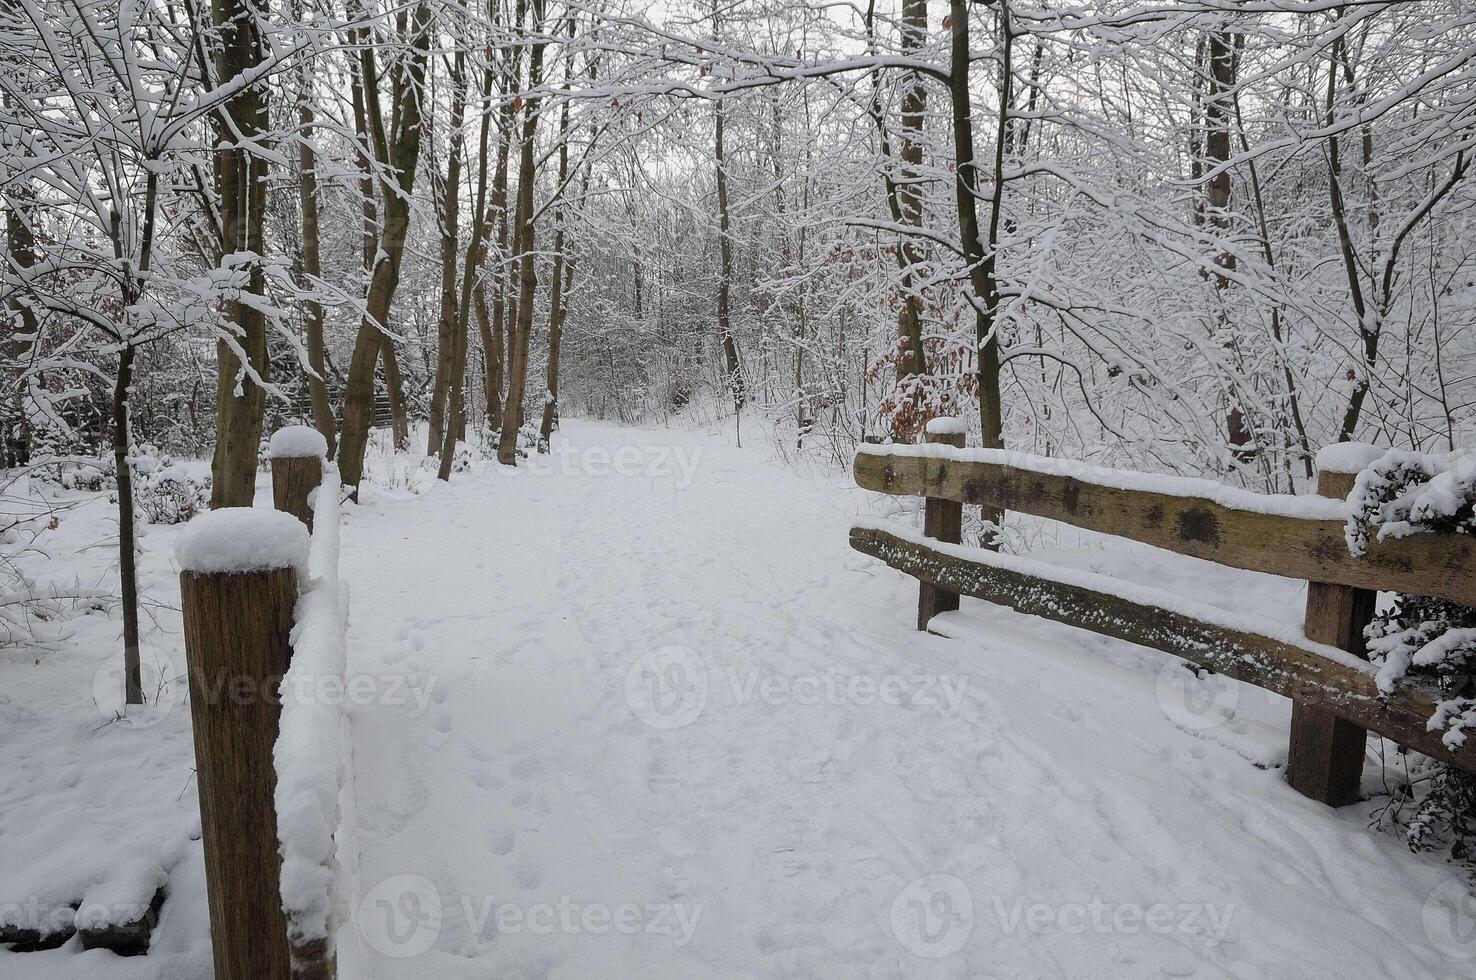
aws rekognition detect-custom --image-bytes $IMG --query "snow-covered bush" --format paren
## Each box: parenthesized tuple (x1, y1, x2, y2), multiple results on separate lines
(1346, 449, 1476, 859)
(132, 451, 209, 525)
(28, 448, 112, 492)
(453, 442, 476, 473)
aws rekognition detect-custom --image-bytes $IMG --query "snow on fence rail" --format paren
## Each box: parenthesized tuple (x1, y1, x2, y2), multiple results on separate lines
(851, 431, 1476, 808)
(177, 429, 346, 980)
(277, 458, 348, 979)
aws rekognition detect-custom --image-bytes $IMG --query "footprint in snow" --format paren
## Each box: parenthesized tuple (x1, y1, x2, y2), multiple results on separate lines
(509, 755, 545, 782)
(488, 827, 516, 855)
(512, 860, 543, 890)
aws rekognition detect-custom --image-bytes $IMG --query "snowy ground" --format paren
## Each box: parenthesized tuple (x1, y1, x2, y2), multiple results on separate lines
(4, 418, 1475, 978)
(1, 461, 223, 979)
(336, 419, 1474, 980)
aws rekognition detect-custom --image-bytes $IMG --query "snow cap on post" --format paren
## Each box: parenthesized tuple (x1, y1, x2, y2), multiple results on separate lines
(925, 416, 967, 438)
(176, 508, 310, 575)
(268, 425, 329, 460)
(1315, 441, 1384, 476)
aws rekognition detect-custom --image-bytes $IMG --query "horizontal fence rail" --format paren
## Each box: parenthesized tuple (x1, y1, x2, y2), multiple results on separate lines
(850, 522, 1476, 776)
(854, 444, 1476, 607)
(851, 438, 1476, 806)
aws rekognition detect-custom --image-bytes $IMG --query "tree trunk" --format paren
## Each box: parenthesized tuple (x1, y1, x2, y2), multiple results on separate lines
(382, 341, 410, 451)
(476, 280, 502, 429)
(894, 0, 929, 398)
(338, 2, 433, 494)
(427, 52, 468, 457)
(113, 343, 142, 704)
(295, 76, 336, 458)
(714, 99, 744, 416)
(948, 0, 1004, 453)
(4, 178, 36, 466)
(496, 5, 547, 466)
(948, 0, 1006, 547)
(485, 97, 516, 436)
(538, 100, 574, 451)
(1203, 28, 1252, 461)
(209, 0, 270, 508)
(439, 62, 498, 480)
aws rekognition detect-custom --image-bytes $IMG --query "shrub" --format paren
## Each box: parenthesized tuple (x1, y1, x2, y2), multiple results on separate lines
(131, 448, 209, 525)
(1346, 449, 1476, 861)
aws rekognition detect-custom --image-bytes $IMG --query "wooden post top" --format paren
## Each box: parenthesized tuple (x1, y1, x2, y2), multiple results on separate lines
(1313, 442, 1382, 498)
(924, 418, 966, 448)
(268, 425, 330, 461)
(176, 508, 310, 576)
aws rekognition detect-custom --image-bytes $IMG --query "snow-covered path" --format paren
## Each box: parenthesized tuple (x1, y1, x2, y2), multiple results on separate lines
(336, 419, 1470, 980)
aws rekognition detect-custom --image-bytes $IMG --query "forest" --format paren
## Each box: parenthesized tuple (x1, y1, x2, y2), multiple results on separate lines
(3, 0, 1476, 977)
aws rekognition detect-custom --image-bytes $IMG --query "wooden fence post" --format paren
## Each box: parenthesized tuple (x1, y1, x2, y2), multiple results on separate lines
(177, 509, 309, 980)
(270, 426, 328, 532)
(1286, 445, 1381, 806)
(918, 425, 966, 631)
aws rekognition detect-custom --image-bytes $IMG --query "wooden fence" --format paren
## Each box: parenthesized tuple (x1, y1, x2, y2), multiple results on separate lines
(851, 429, 1476, 807)
(179, 427, 345, 980)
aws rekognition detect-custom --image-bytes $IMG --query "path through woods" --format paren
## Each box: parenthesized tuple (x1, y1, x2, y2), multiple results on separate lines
(338, 420, 1465, 979)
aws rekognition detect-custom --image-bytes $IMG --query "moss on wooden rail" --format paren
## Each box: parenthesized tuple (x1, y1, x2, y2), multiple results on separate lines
(849, 524, 1476, 775)
(853, 448, 1476, 607)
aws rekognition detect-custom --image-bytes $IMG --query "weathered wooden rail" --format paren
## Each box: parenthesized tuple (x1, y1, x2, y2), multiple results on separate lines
(851, 431, 1476, 804)
(178, 426, 344, 979)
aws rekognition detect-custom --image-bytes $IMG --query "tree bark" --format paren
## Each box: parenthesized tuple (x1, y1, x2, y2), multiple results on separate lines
(476, 280, 502, 428)
(538, 98, 574, 451)
(949, 0, 1004, 456)
(439, 62, 498, 480)
(427, 52, 468, 458)
(209, 0, 270, 508)
(496, 4, 547, 466)
(338, 2, 434, 494)
(295, 71, 335, 458)
(1203, 28, 1252, 461)
(4, 176, 36, 466)
(893, 0, 929, 399)
(714, 98, 744, 417)
(113, 343, 142, 705)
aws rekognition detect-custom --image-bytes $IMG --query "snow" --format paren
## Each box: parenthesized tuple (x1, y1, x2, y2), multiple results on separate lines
(1315, 441, 1384, 475)
(175, 507, 309, 575)
(6, 420, 1474, 979)
(923, 416, 967, 437)
(0, 467, 215, 977)
(330, 419, 1471, 980)
(74, 859, 167, 931)
(859, 442, 1349, 520)
(1345, 448, 1474, 553)
(270, 425, 329, 460)
(276, 468, 350, 945)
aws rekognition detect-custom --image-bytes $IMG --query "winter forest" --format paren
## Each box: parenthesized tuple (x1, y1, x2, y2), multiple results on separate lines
(4, 0, 1476, 977)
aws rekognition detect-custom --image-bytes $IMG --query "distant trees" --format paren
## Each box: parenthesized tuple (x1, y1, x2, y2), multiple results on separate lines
(6, 0, 1475, 507)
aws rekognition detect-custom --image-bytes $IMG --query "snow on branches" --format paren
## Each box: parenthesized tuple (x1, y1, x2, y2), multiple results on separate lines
(1345, 449, 1476, 751)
